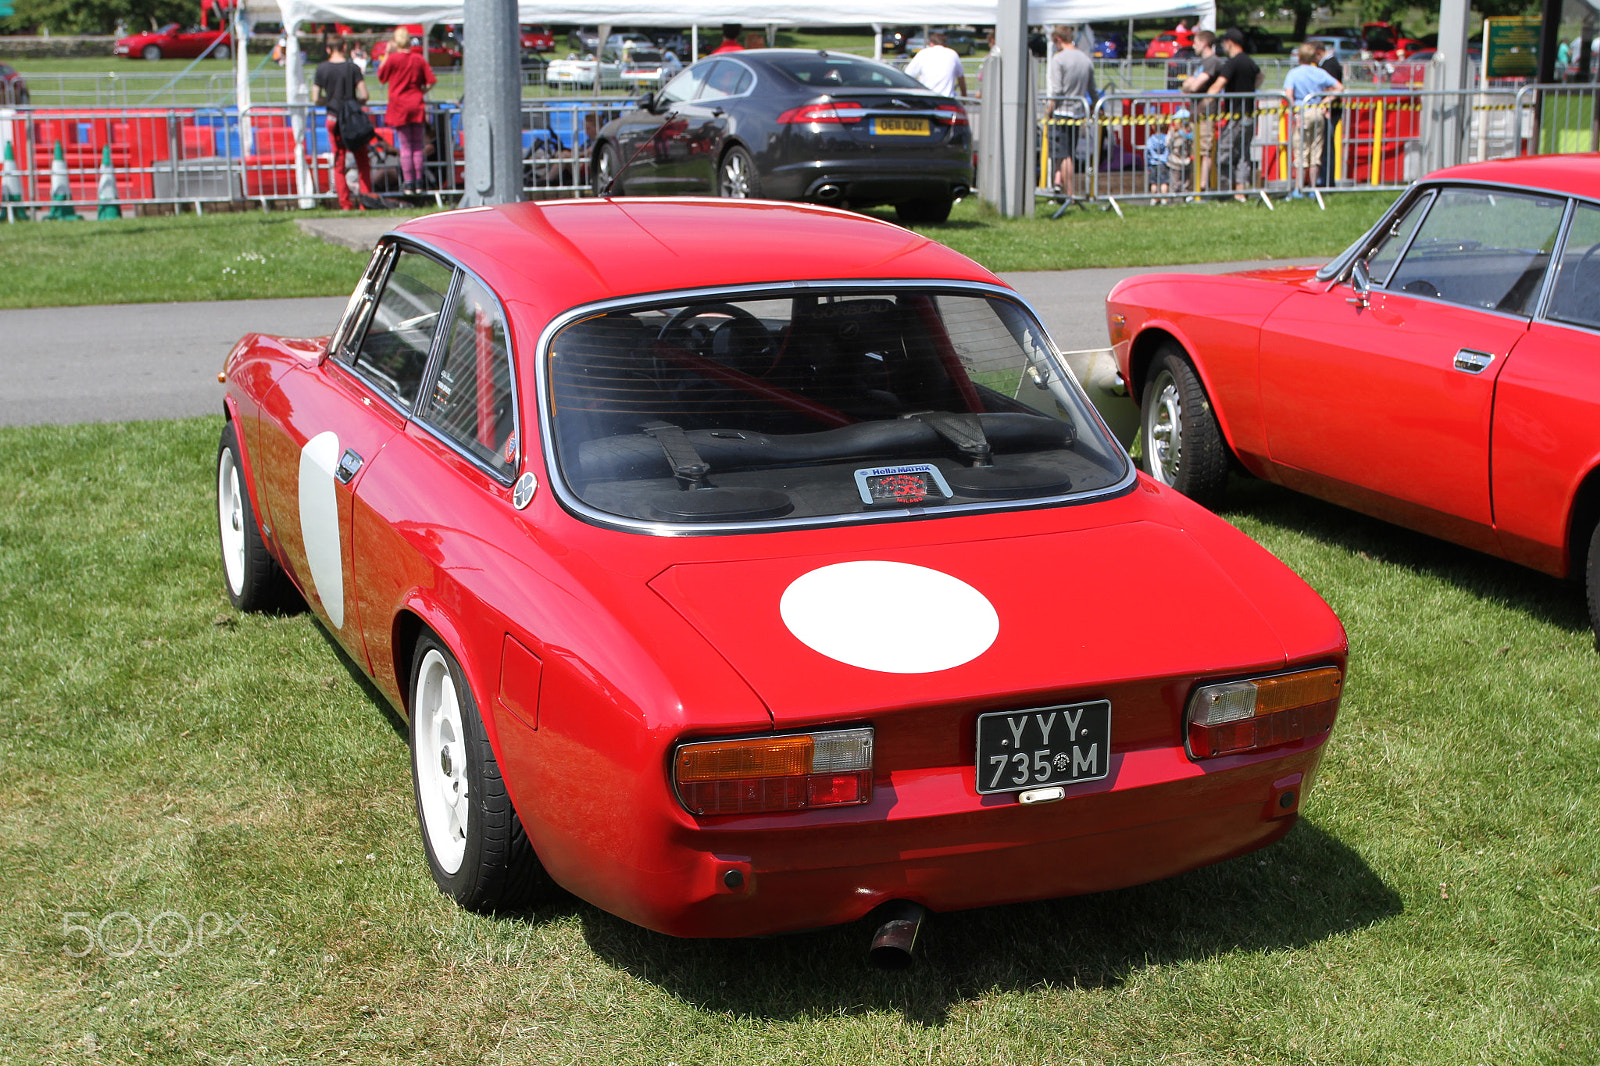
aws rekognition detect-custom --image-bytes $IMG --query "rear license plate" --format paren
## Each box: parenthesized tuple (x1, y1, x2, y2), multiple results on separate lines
(872, 116, 930, 136)
(975, 701, 1110, 795)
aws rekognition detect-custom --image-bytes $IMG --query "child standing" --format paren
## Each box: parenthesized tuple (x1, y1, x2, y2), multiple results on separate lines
(1166, 108, 1193, 198)
(1145, 114, 1170, 203)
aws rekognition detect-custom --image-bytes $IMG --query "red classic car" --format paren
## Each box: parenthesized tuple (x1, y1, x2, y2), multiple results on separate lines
(1108, 155, 1600, 638)
(217, 199, 1346, 957)
(114, 23, 232, 61)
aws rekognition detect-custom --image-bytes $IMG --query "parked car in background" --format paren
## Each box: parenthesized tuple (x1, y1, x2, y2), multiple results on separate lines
(547, 48, 624, 89)
(520, 24, 554, 52)
(114, 23, 232, 60)
(591, 50, 973, 223)
(372, 27, 463, 69)
(906, 28, 978, 56)
(1237, 26, 1283, 54)
(1144, 33, 1190, 59)
(1387, 48, 1481, 86)
(218, 197, 1348, 945)
(0, 62, 28, 105)
(1305, 35, 1364, 64)
(1108, 154, 1600, 637)
(620, 47, 682, 89)
(1362, 20, 1421, 61)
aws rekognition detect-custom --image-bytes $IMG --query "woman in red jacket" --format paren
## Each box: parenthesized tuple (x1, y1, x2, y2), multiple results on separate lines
(378, 27, 436, 194)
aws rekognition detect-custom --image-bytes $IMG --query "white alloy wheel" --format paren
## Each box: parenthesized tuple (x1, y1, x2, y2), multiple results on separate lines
(413, 648, 470, 874)
(217, 447, 247, 597)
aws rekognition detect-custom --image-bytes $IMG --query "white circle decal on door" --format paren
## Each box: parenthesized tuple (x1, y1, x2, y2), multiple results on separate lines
(779, 561, 999, 673)
(298, 431, 344, 630)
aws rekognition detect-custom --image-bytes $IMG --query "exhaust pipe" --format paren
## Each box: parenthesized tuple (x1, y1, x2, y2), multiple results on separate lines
(815, 184, 843, 201)
(867, 900, 926, 969)
(952, 184, 971, 199)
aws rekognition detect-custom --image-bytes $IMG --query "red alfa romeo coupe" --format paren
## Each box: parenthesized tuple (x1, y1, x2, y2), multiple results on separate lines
(1108, 155, 1600, 639)
(217, 199, 1346, 956)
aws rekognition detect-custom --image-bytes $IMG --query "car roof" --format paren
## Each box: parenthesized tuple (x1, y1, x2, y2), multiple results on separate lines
(1427, 154, 1600, 199)
(390, 198, 1003, 324)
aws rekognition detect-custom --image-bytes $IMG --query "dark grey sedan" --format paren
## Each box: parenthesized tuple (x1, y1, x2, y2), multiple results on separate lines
(590, 50, 973, 223)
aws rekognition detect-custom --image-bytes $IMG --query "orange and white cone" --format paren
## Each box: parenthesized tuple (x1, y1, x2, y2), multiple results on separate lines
(97, 144, 121, 220)
(46, 140, 77, 220)
(1, 139, 22, 222)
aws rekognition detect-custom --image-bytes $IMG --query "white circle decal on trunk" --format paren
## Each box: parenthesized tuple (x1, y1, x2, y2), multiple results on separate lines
(779, 561, 999, 673)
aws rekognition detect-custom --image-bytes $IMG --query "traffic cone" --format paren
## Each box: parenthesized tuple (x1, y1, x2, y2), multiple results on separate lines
(96, 144, 121, 220)
(46, 140, 78, 221)
(1, 140, 22, 223)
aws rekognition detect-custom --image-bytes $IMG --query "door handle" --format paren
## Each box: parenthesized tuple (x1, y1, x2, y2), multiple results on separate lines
(1452, 349, 1496, 374)
(335, 448, 364, 484)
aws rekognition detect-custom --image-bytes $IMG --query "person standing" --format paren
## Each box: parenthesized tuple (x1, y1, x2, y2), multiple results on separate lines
(1283, 42, 1342, 193)
(1046, 25, 1095, 202)
(1315, 39, 1344, 185)
(1208, 28, 1262, 200)
(378, 26, 436, 194)
(1181, 29, 1224, 193)
(711, 24, 743, 55)
(904, 31, 967, 97)
(314, 36, 375, 211)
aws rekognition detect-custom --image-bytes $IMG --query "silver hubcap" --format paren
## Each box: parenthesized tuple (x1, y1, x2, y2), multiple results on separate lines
(217, 448, 246, 595)
(1147, 371, 1182, 485)
(414, 649, 469, 874)
(596, 151, 613, 192)
(721, 153, 751, 197)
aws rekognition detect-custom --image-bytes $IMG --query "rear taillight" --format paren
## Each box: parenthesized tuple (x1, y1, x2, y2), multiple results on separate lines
(777, 101, 866, 124)
(673, 728, 873, 815)
(1185, 667, 1342, 758)
(935, 103, 969, 125)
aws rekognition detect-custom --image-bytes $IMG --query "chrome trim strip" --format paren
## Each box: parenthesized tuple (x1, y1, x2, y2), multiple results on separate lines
(532, 277, 1138, 537)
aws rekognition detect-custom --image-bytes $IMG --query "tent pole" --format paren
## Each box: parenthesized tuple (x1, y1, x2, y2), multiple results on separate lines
(691, 25, 698, 61)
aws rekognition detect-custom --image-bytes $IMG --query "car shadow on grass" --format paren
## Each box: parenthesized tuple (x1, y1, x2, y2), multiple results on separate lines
(570, 817, 1399, 1024)
(1220, 477, 1592, 636)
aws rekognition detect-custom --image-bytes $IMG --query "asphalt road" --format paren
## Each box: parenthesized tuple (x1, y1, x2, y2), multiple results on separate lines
(0, 212, 1322, 430)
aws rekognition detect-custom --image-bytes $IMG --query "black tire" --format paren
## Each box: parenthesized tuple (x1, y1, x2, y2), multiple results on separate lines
(142, 45, 162, 61)
(214, 44, 231, 60)
(1587, 521, 1600, 646)
(216, 421, 292, 612)
(1139, 349, 1229, 508)
(409, 633, 551, 912)
(717, 145, 760, 198)
(592, 141, 620, 196)
(895, 197, 954, 224)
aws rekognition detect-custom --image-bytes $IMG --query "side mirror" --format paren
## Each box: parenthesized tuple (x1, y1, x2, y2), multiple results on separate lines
(638, 91, 656, 112)
(1347, 258, 1371, 308)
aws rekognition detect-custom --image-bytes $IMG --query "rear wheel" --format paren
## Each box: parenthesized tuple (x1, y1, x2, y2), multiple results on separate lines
(142, 45, 162, 60)
(895, 197, 954, 224)
(214, 44, 231, 60)
(1140, 349, 1229, 508)
(410, 634, 551, 912)
(717, 146, 759, 198)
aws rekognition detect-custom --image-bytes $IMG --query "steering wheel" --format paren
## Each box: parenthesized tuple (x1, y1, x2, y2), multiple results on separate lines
(659, 303, 775, 375)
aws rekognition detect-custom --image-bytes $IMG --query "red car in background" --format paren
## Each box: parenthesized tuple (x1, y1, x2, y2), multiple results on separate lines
(216, 198, 1347, 953)
(1362, 20, 1421, 61)
(114, 23, 232, 61)
(1144, 32, 1188, 59)
(520, 24, 554, 52)
(1109, 155, 1600, 637)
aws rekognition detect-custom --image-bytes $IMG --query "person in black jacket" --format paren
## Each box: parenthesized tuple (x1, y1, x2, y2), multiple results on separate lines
(1316, 40, 1344, 186)
(314, 36, 375, 210)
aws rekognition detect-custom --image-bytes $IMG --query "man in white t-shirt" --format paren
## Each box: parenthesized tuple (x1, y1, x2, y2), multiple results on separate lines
(904, 32, 968, 97)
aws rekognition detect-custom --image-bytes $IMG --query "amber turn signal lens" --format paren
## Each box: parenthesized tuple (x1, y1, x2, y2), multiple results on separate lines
(674, 729, 873, 816)
(1186, 667, 1342, 759)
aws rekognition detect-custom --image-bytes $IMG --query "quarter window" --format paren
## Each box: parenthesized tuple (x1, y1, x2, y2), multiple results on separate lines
(422, 276, 517, 477)
(1384, 187, 1566, 315)
(351, 249, 455, 408)
(1363, 190, 1431, 286)
(1546, 202, 1600, 331)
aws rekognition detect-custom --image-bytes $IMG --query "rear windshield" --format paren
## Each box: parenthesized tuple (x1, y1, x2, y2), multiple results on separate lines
(769, 53, 925, 90)
(544, 288, 1128, 529)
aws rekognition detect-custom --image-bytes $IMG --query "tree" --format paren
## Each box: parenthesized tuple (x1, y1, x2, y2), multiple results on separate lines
(2, 0, 199, 35)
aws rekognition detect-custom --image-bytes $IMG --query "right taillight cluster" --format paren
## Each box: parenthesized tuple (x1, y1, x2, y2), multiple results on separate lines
(1185, 667, 1342, 758)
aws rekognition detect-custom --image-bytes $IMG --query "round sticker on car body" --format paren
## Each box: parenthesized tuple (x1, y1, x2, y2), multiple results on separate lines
(779, 561, 999, 673)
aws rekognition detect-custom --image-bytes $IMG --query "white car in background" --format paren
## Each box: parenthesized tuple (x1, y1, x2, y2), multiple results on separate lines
(547, 48, 624, 88)
(621, 47, 683, 89)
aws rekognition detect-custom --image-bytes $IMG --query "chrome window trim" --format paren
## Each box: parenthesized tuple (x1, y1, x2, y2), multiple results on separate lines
(1529, 196, 1576, 324)
(533, 277, 1137, 537)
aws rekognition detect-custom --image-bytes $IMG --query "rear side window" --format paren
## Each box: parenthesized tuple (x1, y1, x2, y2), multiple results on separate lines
(351, 249, 455, 408)
(770, 54, 923, 90)
(1545, 201, 1600, 331)
(421, 275, 518, 478)
(1384, 187, 1565, 314)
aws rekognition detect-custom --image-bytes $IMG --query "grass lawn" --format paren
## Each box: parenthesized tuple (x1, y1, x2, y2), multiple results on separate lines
(0, 192, 1396, 309)
(1, 418, 1597, 1064)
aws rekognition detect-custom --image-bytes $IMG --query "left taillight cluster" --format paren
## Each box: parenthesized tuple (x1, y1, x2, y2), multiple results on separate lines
(1185, 667, 1342, 759)
(673, 728, 873, 816)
